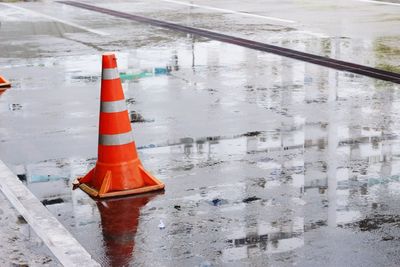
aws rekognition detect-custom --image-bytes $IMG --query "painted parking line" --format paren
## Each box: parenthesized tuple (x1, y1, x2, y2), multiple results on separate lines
(354, 0, 400, 6)
(1, 2, 109, 36)
(159, 0, 296, 24)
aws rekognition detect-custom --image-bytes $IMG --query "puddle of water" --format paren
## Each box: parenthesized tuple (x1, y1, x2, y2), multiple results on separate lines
(1, 7, 400, 265)
(95, 193, 160, 266)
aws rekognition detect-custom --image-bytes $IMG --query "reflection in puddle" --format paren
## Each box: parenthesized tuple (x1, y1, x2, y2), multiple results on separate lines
(12, 109, 400, 264)
(224, 218, 304, 262)
(3, 27, 400, 265)
(96, 194, 159, 267)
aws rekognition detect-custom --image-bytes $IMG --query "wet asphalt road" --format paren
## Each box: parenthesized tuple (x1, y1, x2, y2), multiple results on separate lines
(1, 0, 400, 266)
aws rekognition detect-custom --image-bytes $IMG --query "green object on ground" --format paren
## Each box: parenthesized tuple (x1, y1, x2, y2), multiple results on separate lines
(120, 71, 153, 81)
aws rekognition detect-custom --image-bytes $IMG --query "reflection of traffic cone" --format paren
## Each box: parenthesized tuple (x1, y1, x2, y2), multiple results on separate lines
(75, 53, 164, 198)
(96, 194, 157, 266)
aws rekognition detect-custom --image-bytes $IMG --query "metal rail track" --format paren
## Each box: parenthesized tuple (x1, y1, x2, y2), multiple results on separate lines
(59, 1, 400, 84)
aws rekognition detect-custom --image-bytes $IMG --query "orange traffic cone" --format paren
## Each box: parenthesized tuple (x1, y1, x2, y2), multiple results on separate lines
(74, 53, 165, 198)
(0, 75, 11, 93)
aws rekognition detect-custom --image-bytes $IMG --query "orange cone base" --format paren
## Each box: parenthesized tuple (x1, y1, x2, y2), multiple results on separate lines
(0, 75, 11, 89)
(76, 166, 165, 199)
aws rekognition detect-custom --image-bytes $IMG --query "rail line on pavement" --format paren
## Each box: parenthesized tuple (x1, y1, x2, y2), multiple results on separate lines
(59, 1, 400, 84)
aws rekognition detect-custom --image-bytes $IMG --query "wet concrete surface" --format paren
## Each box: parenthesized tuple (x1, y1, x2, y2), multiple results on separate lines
(1, 0, 400, 266)
(0, 191, 59, 266)
(65, 0, 400, 73)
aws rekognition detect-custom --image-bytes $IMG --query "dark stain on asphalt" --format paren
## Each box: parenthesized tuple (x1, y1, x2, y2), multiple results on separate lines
(41, 198, 64, 206)
(210, 198, 228, 206)
(129, 111, 154, 123)
(242, 131, 263, 137)
(342, 214, 400, 231)
(242, 196, 261, 203)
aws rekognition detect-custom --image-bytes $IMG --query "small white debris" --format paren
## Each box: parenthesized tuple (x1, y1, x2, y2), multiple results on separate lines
(158, 220, 165, 229)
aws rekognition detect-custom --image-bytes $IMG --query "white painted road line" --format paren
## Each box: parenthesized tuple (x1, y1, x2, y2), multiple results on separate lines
(1, 3, 109, 36)
(0, 160, 100, 267)
(354, 0, 400, 6)
(159, 0, 296, 24)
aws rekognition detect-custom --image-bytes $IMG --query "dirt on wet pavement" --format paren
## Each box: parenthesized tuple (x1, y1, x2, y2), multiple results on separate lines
(0, 191, 59, 266)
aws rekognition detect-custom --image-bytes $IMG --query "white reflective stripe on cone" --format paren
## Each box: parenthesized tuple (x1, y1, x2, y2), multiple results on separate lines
(99, 132, 134, 146)
(100, 99, 127, 113)
(102, 68, 119, 80)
